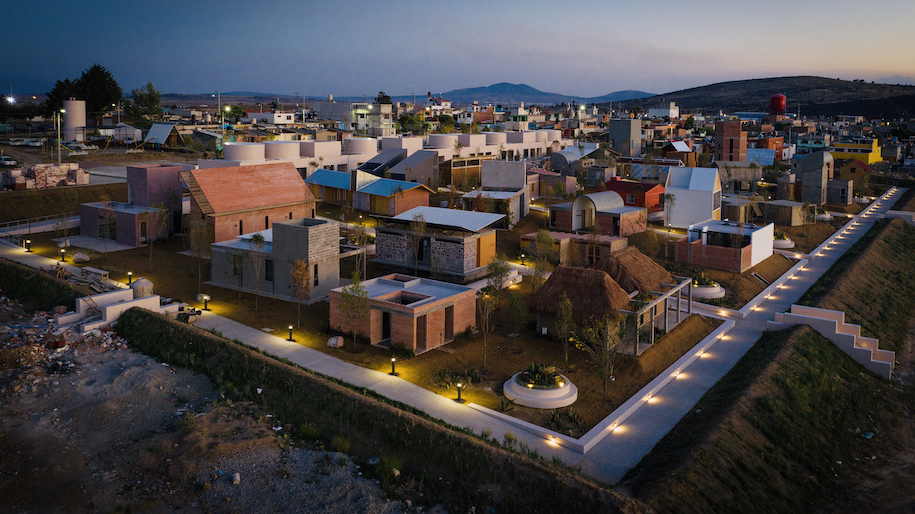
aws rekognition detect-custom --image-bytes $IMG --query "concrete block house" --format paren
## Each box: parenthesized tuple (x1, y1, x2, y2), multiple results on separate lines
(548, 190, 647, 237)
(329, 274, 476, 354)
(80, 164, 186, 247)
(182, 162, 317, 244)
(373, 206, 504, 283)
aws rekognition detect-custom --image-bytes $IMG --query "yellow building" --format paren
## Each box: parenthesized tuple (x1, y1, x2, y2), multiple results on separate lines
(830, 138, 882, 165)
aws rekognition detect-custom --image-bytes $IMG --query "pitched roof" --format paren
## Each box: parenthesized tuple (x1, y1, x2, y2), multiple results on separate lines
(391, 206, 503, 232)
(666, 167, 720, 192)
(304, 168, 350, 189)
(605, 178, 664, 194)
(358, 178, 433, 197)
(590, 246, 674, 294)
(665, 141, 691, 153)
(186, 162, 314, 215)
(529, 266, 630, 322)
(142, 122, 177, 145)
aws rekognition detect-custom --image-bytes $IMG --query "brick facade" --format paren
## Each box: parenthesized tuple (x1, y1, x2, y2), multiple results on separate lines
(714, 121, 747, 162)
(674, 238, 753, 273)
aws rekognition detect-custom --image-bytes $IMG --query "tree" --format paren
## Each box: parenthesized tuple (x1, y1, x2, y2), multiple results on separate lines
(477, 287, 497, 371)
(45, 64, 122, 117)
(453, 139, 464, 160)
(541, 183, 555, 228)
(578, 316, 624, 400)
(141, 202, 170, 272)
(486, 255, 511, 307)
(290, 259, 312, 329)
(340, 271, 370, 352)
(684, 115, 695, 130)
(375, 91, 392, 104)
(663, 193, 676, 263)
(408, 213, 427, 276)
(45, 79, 79, 112)
(531, 230, 554, 293)
(125, 83, 162, 129)
(249, 233, 267, 311)
(556, 293, 575, 373)
(506, 291, 527, 352)
(187, 215, 210, 290)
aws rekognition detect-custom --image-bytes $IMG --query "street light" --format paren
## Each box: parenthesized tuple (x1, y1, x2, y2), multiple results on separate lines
(57, 109, 66, 166)
(288, 325, 294, 341)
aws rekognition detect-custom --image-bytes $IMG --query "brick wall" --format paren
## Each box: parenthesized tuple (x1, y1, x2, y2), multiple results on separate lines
(213, 204, 312, 243)
(552, 208, 573, 231)
(675, 239, 753, 273)
(392, 188, 430, 216)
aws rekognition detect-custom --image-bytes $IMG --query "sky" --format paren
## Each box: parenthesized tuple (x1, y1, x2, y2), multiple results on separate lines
(6, 0, 915, 99)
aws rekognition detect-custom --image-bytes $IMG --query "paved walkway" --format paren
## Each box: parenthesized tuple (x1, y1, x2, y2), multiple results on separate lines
(0, 187, 904, 486)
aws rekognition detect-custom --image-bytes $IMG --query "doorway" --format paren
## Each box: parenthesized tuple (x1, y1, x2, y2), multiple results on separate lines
(382, 311, 392, 341)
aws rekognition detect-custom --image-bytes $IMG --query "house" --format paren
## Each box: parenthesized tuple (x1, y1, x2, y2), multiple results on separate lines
(548, 142, 600, 175)
(661, 140, 698, 167)
(833, 158, 873, 184)
(182, 162, 317, 244)
(663, 167, 722, 229)
(674, 219, 774, 274)
(528, 168, 576, 198)
(520, 231, 627, 266)
(329, 274, 476, 354)
(462, 190, 528, 228)
(605, 119, 642, 157)
(386, 150, 441, 185)
(714, 120, 747, 161)
(209, 217, 361, 301)
(589, 246, 674, 294)
(373, 206, 504, 283)
(549, 190, 647, 237)
(356, 149, 407, 177)
(80, 164, 186, 247)
(713, 161, 764, 194)
(304, 169, 433, 216)
(529, 266, 630, 337)
(761, 199, 807, 226)
(604, 177, 664, 213)
(141, 122, 182, 148)
(796, 151, 834, 205)
(831, 137, 882, 165)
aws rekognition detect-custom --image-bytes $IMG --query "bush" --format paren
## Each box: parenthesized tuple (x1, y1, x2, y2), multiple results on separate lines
(331, 434, 351, 453)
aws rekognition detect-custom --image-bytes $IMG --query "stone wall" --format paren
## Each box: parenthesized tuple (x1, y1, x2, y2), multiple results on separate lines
(432, 239, 466, 273)
(376, 232, 409, 265)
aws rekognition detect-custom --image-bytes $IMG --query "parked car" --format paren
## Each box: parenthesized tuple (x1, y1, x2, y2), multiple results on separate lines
(0, 156, 17, 166)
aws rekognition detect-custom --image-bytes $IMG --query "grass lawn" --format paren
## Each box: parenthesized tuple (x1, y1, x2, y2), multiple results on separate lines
(0, 183, 127, 223)
(774, 216, 846, 254)
(25, 224, 721, 436)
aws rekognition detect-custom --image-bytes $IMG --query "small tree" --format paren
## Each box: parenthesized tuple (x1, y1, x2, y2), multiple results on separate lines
(578, 316, 624, 400)
(486, 255, 512, 315)
(663, 193, 676, 263)
(556, 293, 575, 373)
(541, 183, 555, 228)
(187, 215, 210, 290)
(249, 233, 266, 311)
(340, 271, 370, 353)
(227, 249, 246, 299)
(141, 202, 170, 272)
(477, 287, 497, 371)
(531, 230, 554, 293)
(506, 291, 527, 352)
(290, 259, 312, 329)
(408, 213, 427, 276)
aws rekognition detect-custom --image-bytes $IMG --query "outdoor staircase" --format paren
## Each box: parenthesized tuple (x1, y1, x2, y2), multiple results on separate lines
(767, 304, 894, 379)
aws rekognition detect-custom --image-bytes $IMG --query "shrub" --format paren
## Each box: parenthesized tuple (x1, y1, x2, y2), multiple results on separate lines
(516, 362, 563, 389)
(331, 434, 351, 453)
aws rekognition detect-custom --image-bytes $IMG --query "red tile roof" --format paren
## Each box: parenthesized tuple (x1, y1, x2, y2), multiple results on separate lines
(188, 162, 314, 214)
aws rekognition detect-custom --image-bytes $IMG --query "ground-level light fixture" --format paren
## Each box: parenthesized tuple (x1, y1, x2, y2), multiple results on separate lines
(60, 248, 65, 262)
(25, 239, 31, 252)
(520, 253, 525, 265)
(202, 294, 211, 311)
(128, 271, 133, 284)
(456, 382, 464, 402)
(288, 325, 294, 341)
(390, 357, 396, 376)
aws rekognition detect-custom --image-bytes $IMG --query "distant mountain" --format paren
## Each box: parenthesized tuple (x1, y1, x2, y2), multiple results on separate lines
(406, 82, 653, 107)
(612, 76, 915, 118)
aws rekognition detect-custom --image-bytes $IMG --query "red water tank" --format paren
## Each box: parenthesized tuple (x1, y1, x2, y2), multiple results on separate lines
(769, 93, 787, 115)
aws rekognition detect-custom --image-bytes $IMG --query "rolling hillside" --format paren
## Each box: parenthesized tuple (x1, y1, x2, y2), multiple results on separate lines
(614, 76, 915, 118)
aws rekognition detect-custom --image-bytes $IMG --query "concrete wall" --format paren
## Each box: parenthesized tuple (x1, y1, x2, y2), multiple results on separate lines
(666, 188, 720, 229)
(481, 160, 526, 190)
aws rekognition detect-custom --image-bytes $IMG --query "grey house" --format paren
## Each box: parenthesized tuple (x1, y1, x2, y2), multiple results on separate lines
(209, 218, 363, 301)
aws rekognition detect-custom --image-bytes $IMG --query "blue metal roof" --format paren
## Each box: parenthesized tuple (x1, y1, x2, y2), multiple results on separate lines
(304, 168, 350, 189)
(358, 178, 425, 197)
(747, 148, 776, 166)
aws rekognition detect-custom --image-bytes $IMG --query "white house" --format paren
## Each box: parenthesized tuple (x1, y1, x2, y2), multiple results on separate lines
(245, 111, 295, 125)
(664, 167, 722, 229)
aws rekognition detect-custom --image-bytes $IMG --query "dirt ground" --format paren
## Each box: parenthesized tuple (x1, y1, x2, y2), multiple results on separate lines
(0, 296, 403, 513)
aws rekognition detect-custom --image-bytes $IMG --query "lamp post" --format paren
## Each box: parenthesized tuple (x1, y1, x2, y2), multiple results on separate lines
(128, 271, 133, 284)
(57, 109, 65, 166)
(288, 325, 294, 342)
(456, 382, 463, 403)
(202, 294, 210, 311)
(25, 239, 31, 252)
(390, 357, 396, 376)
(520, 252, 525, 266)
(60, 248, 65, 263)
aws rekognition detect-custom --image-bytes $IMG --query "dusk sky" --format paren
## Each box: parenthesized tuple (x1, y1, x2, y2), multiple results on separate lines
(7, 0, 915, 99)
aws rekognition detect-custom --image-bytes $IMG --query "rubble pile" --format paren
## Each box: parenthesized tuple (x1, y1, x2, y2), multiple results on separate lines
(0, 162, 89, 190)
(0, 296, 128, 397)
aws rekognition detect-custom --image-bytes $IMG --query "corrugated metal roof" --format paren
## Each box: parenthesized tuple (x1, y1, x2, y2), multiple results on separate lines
(746, 148, 776, 166)
(668, 141, 691, 153)
(142, 122, 176, 144)
(358, 178, 427, 197)
(304, 168, 351, 190)
(580, 191, 625, 212)
(392, 206, 504, 232)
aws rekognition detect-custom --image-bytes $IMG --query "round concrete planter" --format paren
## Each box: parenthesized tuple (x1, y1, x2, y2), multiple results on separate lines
(854, 196, 874, 204)
(773, 237, 795, 249)
(503, 372, 578, 409)
(691, 283, 725, 299)
(816, 213, 832, 221)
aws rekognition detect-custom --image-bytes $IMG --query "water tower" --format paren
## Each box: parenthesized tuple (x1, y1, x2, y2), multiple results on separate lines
(769, 93, 787, 116)
(63, 98, 87, 142)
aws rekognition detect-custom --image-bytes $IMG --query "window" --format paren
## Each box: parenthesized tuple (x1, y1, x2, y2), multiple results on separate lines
(265, 216, 269, 229)
(550, 209, 557, 227)
(314, 264, 318, 286)
(232, 254, 241, 276)
(239, 220, 244, 235)
(289, 212, 293, 219)
(265, 260, 274, 282)
(626, 194, 635, 204)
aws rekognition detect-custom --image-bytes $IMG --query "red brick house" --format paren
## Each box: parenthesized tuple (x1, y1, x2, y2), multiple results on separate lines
(182, 162, 317, 244)
(329, 274, 476, 354)
(604, 177, 664, 213)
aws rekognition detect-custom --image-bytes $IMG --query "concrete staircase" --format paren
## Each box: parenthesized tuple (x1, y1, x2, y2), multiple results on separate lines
(767, 304, 894, 379)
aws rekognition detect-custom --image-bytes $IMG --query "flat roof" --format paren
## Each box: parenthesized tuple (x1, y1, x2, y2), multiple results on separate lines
(690, 219, 772, 235)
(337, 274, 472, 308)
(83, 201, 164, 215)
(461, 190, 520, 200)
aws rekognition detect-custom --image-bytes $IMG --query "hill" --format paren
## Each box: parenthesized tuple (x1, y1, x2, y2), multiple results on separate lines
(427, 82, 653, 106)
(613, 76, 915, 118)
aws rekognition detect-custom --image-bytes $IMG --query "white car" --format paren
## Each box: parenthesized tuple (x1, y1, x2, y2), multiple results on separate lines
(0, 156, 16, 166)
